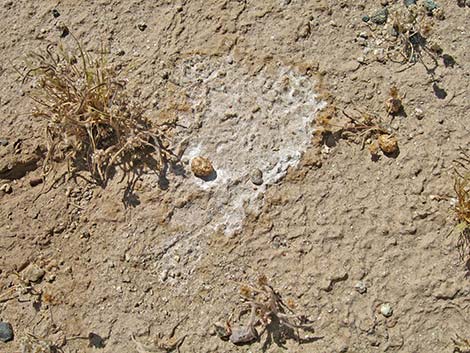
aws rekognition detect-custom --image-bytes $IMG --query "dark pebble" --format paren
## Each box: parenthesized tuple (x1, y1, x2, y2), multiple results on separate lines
(137, 23, 147, 31)
(404, 0, 417, 6)
(0, 322, 13, 342)
(57, 22, 69, 38)
(362, 15, 370, 22)
(424, 0, 438, 12)
(30, 178, 43, 187)
(370, 7, 388, 25)
(52, 9, 60, 17)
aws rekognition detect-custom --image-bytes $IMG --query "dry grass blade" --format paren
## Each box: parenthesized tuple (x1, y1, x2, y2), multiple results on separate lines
(22, 37, 174, 186)
(453, 149, 470, 262)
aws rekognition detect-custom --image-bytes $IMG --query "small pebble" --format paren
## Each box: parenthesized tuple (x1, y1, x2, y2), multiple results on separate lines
(370, 7, 388, 25)
(191, 156, 215, 179)
(51, 8, 60, 17)
(0, 138, 8, 146)
(380, 303, 393, 317)
(0, 322, 13, 342)
(358, 32, 368, 39)
(414, 108, 424, 120)
(354, 281, 367, 294)
(362, 15, 370, 22)
(30, 178, 43, 187)
(424, 0, 438, 13)
(0, 184, 12, 194)
(378, 134, 398, 155)
(250, 168, 263, 185)
(22, 264, 45, 283)
(137, 23, 147, 31)
(404, 0, 417, 6)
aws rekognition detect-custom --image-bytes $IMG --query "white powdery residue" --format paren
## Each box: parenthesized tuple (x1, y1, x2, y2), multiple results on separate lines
(174, 57, 325, 235)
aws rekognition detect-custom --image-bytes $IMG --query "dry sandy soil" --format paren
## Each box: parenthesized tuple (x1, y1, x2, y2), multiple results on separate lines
(1, 0, 470, 352)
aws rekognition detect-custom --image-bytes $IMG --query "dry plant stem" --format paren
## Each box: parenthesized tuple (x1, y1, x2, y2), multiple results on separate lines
(341, 110, 390, 149)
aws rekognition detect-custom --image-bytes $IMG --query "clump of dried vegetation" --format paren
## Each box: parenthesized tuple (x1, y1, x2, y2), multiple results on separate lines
(367, 2, 447, 72)
(21, 38, 174, 186)
(313, 97, 400, 159)
(388, 4, 441, 68)
(215, 275, 314, 347)
(453, 333, 470, 353)
(453, 149, 470, 262)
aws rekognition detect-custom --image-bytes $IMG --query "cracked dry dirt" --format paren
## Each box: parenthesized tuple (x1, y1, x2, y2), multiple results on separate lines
(1, 1, 470, 352)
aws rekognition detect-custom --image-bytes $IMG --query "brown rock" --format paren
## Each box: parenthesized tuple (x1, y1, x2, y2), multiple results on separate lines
(378, 134, 398, 154)
(191, 157, 214, 178)
(22, 264, 45, 284)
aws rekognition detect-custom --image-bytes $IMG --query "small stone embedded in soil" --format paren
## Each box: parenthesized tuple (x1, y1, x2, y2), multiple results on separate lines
(404, 0, 417, 6)
(51, 9, 60, 17)
(29, 178, 43, 187)
(22, 263, 45, 283)
(414, 108, 424, 120)
(191, 156, 215, 178)
(0, 138, 8, 146)
(229, 325, 258, 344)
(378, 134, 398, 155)
(380, 303, 393, 317)
(0, 184, 12, 194)
(370, 7, 388, 25)
(424, 0, 438, 13)
(354, 281, 367, 294)
(250, 168, 263, 185)
(137, 23, 147, 31)
(0, 322, 14, 342)
(213, 323, 230, 341)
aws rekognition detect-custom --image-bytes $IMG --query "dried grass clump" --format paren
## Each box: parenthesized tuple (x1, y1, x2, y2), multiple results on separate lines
(454, 150, 470, 261)
(22, 39, 174, 185)
(388, 5, 438, 67)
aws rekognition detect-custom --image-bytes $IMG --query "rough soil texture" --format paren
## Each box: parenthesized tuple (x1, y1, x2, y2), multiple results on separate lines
(1, 1, 470, 352)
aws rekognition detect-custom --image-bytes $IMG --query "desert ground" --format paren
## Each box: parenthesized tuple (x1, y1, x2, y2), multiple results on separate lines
(1, 0, 470, 352)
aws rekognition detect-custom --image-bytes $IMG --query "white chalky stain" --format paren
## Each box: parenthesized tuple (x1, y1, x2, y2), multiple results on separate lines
(175, 57, 326, 235)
